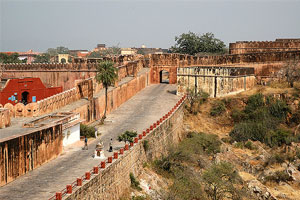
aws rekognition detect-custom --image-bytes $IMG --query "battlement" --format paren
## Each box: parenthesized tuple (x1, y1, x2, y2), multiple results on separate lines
(229, 39, 300, 54)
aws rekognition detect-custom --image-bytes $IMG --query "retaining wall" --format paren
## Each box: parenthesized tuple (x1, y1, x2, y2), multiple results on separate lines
(51, 96, 186, 200)
(177, 66, 256, 97)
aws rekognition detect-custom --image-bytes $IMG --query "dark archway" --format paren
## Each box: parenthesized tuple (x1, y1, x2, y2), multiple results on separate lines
(159, 70, 169, 84)
(61, 58, 66, 63)
(21, 91, 29, 105)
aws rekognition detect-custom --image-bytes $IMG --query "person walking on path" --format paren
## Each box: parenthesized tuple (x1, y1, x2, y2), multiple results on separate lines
(94, 127, 98, 138)
(84, 136, 88, 150)
(109, 138, 113, 152)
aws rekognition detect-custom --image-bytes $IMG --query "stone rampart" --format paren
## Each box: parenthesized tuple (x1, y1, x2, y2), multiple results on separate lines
(0, 60, 144, 91)
(177, 66, 255, 97)
(229, 40, 300, 54)
(0, 123, 63, 186)
(52, 96, 186, 200)
(147, 51, 300, 84)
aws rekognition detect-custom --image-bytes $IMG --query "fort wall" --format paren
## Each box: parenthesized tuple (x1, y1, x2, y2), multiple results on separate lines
(0, 60, 144, 91)
(229, 40, 300, 54)
(177, 66, 255, 97)
(64, 97, 185, 200)
(0, 124, 63, 186)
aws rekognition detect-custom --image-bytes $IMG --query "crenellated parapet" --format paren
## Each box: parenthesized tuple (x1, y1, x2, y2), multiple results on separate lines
(229, 39, 300, 54)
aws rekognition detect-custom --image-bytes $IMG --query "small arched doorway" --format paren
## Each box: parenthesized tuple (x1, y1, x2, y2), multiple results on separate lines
(159, 70, 169, 84)
(61, 58, 66, 63)
(21, 91, 29, 105)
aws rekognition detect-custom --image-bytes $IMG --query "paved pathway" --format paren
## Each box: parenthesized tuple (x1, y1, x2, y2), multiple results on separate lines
(0, 84, 180, 200)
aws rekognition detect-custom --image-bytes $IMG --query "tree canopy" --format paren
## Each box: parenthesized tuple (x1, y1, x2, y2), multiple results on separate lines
(0, 53, 23, 63)
(46, 46, 69, 57)
(33, 53, 50, 63)
(170, 32, 226, 55)
(96, 60, 118, 119)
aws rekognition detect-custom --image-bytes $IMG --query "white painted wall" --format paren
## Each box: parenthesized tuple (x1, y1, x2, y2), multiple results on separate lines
(63, 123, 80, 146)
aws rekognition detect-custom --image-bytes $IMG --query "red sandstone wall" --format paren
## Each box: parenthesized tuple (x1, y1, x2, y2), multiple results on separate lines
(1, 60, 144, 91)
(0, 124, 63, 186)
(229, 41, 300, 54)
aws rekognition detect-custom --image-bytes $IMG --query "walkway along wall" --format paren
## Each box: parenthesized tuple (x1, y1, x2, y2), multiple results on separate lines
(63, 97, 185, 200)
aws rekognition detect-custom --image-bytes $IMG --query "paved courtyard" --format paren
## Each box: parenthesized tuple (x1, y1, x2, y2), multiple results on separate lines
(0, 84, 180, 200)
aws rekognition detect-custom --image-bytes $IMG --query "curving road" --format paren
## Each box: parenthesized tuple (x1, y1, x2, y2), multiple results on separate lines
(0, 84, 180, 200)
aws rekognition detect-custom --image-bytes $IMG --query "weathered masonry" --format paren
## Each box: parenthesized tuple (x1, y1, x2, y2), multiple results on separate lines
(177, 66, 255, 97)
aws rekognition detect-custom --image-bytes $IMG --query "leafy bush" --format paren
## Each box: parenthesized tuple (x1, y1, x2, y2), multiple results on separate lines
(202, 162, 241, 200)
(244, 141, 255, 150)
(80, 124, 95, 138)
(229, 93, 293, 147)
(210, 100, 226, 116)
(118, 131, 137, 144)
(231, 108, 247, 123)
(130, 173, 141, 191)
(265, 170, 290, 183)
(265, 129, 294, 147)
(244, 93, 265, 113)
(186, 88, 209, 115)
(268, 99, 290, 120)
(153, 132, 221, 174)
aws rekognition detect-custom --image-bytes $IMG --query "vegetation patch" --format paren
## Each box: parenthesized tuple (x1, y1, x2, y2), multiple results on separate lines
(80, 124, 95, 138)
(229, 93, 299, 147)
(210, 100, 226, 116)
(130, 173, 142, 191)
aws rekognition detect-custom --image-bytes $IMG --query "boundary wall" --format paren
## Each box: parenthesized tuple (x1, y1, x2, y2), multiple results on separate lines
(177, 66, 255, 97)
(229, 40, 300, 54)
(0, 59, 144, 91)
(0, 123, 63, 186)
(49, 96, 186, 200)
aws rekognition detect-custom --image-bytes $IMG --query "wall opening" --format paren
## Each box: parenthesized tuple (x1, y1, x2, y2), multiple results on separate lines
(61, 58, 66, 63)
(21, 91, 29, 105)
(159, 70, 169, 84)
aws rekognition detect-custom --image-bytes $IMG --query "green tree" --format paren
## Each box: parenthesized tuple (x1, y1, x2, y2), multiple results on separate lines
(0, 53, 22, 63)
(46, 46, 69, 57)
(202, 162, 241, 200)
(96, 60, 118, 120)
(118, 130, 137, 144)
(170, 32, 226, 55)
(33, 53, 50, 63)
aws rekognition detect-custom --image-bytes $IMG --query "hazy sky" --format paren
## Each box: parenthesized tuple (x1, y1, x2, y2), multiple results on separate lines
(0, 0, 300, 52)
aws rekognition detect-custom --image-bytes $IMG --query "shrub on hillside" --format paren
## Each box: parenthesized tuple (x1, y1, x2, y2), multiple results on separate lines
(265, 170, 291, 183)
(244, 93, 265, 114)
(130, 173, 142, 191)
(80, 124, 95, 138)
(210, 100, 226, 116)
(186, 88, 209, 115)
(229, 93, 294, 147)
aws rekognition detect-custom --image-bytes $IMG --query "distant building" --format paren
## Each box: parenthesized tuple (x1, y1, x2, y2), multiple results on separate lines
(121, 48, 138, 55)
(92, 44, 106, 52)
(134, 47, 168, 55)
